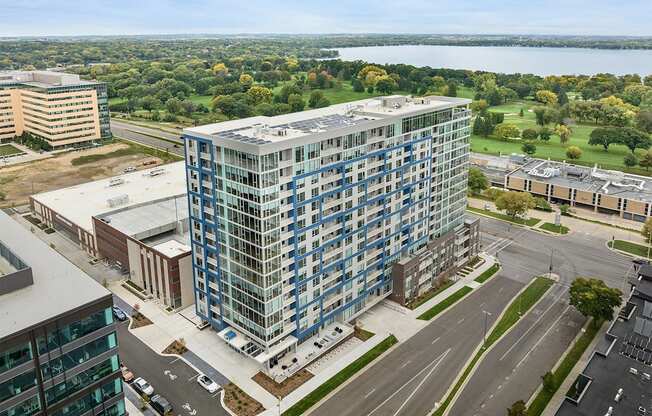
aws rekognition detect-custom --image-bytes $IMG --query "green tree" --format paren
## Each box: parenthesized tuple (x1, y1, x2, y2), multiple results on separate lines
(559, 204, 570, 215)
(352, 78, 365, 92)
(642, 217, 652, 242)
(555, 124, 572, 144)
(246, 85, 273, 105)
(569, 278, 622, 324)
(637, 110, 652, 133)
(538, 127, 552, 142)
(541, 372, 556, 393)
(624, 153, 638, 167)
(588, 127, 620, 151)
(468, 167, 489, 195)
(566, 146, 582, 160)
(315, 97, 330, 108)
(521, 142, 537, 156)
(375, 75, 398, 94)
(494, 123, 520, 140)
(165, 97, 182, 115)
(519, 108, 524, 117)
(507, 400, 527, 416)
(495, 191, 536, 219)
(287, 93, 305, 112)
(239, 73, 254, 88)
(620, 128, 652, 154)
(639, 149, 652, 171)
(521, 128, 538, 141)
(308, 90, 325, 108)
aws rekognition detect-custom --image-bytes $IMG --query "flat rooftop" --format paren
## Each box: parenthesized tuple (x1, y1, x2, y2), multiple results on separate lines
(32, 162, 187, 233)
(0, 212, 110, 340)
(556, 294, 652, 416)
(509, 158, 652, 202)
(0, 70, 99, 88)
(185, 95, 470, 146)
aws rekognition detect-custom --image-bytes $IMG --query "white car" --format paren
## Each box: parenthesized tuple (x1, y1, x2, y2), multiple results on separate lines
(196, 374, 220, 394)
(123, 166, 136, 173)
(133, 377, 154, 396)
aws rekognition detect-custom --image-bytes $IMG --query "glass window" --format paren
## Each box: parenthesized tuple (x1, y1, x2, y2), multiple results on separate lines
(37, 308, 113, 355)
(0, 395, 40, 416)
(50, 379, 122, 416)
(0, 370, 37, 403)
(0, 343, 32, 375)
(45, 355, 119, 406)
(41, 333, 117, 379)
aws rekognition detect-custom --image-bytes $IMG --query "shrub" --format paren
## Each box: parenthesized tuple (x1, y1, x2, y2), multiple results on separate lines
(522, 128, 539, 141)
(566, 146, 582, 160)
(624, 153, 638, 167)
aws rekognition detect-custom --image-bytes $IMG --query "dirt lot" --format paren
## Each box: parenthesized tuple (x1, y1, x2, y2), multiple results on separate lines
(0, 142, 164, 208)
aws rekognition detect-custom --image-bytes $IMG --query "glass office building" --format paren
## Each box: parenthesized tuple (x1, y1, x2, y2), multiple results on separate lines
(184, 95, 473, 369)
(0, 212, 124, 416)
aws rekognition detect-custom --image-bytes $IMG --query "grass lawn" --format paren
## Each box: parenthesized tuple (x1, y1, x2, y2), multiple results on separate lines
(457, 86, 475, 99)
(282, 335, 398, 416)
(407, 280, 455, 310)
(475, 264, 500, 283)
(70, 140, 182, 166)
(467, 207, 541, 226)
(540, 223, 570, 234)
(472, 99, 652, 176)
(0, 144, 22, 157)
(417, 286, 473, 320)
(527, 320, 602, 416)
(433, 276, 554, 416)
(608, 240, 652, 258)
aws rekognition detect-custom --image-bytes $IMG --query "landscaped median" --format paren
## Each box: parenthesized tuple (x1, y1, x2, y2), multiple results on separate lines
(608, 239, 651, 258)
(526, 319, 603, 416)
(417, 286, 474, 321)
(282, 335, 398, 416)
(432, 276, 554, 416)
(474, 263, 500, 284)
(467, 207, 541, 227)
(539, 222, 570, 235)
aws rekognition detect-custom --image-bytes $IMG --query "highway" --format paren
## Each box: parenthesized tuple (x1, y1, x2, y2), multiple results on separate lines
(310, 215, 632, 416)
(110, 119, 185, 157)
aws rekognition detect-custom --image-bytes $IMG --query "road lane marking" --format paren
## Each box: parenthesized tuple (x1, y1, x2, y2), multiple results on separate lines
(169, 357, 180, 364)
(431, 337, 440, 345)
(457, 318, 465, 324)
(391, 349, 452, 416)
(499, 286, 565, 361)
(364, 388, 376, 399)
(515, 305, 572, 369)
(400, 360, 412, 369)
(366, 349, 451, 416)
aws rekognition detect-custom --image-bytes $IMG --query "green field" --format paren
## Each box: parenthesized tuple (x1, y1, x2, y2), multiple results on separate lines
(608, 239, 652, 258)
(472, 99, 652, 175)
(417, 286, 474, 320)
(0, 144, 22, 157)
(540, 223, 570, 234)
(283, 335, 398, 416)
(475, 264, 500, 283)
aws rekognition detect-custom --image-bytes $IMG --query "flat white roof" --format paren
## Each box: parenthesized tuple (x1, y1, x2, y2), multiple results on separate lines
(152, 239, 191, 257)
(0, 212, 110, 339)
(185, 95, 470, 145)
(32, 162, 187, 233)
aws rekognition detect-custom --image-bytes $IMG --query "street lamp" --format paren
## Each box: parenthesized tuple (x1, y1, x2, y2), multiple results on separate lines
(277, 395, 282, 416)
(482, 310, 492, 348)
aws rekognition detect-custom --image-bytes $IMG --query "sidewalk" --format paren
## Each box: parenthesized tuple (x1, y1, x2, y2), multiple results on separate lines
(467, 197, 645, 243)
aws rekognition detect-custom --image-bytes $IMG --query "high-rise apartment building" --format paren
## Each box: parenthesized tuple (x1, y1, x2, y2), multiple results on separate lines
(0, 212, 125, 416)
(183, 95, 475, 366)
(0, 71, 110, 148)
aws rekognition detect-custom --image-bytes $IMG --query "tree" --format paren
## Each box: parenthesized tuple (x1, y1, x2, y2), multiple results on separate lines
(352, 78, 365, 92)
(522, 142, 537, 156)
(165, 97, 182, 115)
(566, 146, 582, 160)
(308, 90, 325, 108)
(538, 127, 552, 142)
(315, 97, 330, 108)
(495, 191, 536, 219)
(569, 278, 622, 324)
(468, 167, 489, 195)
(637, 110, 652, 133)
(559, 204, 570, 215)
(521, 128, 538, 141)
(246, 85, 272, 105)
(375, 75, 398, 94)
(212, 63, 228, 76)
(507, 400, 527, 416)
(535, 89, 558, 106)
(239, 73, 254, 88)
(471, 100, 489, 113)
(554, 124, 572, 144)
(494, 123, 520, 140)
(642, 217, 652, 242)
(542, 372, 556, 393)
(620, 128, 651, 154)
(588, 127, 620, 151)
(639, 149, 652, 171)
(358, 65, 387, 87)
(519, 108, 524, 117)
(624, 153, 638, 167)
(287, 93, 305, 112)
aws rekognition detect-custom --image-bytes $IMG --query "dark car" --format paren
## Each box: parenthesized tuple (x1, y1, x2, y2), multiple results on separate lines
(633, 258, 649, 266)
(150, 394, 172, 415)
(112, 306, 127, 321)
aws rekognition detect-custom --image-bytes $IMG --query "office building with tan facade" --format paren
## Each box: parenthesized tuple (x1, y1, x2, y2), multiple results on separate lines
(0, 71, 110, 148)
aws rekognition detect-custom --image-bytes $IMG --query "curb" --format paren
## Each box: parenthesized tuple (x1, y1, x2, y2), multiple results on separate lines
(433, 276, 558, 416)
(467, 209, 560, 237)
(605, 240, 651, 260)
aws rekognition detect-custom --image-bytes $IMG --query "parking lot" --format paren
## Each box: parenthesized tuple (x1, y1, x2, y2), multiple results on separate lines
(115, 320, 229, 416)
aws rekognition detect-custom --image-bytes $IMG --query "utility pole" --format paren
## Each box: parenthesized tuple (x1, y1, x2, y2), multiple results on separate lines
(482, 310, 492, 348)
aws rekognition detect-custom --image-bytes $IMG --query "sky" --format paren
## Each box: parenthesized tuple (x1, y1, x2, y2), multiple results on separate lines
(1, 0, 650, 37)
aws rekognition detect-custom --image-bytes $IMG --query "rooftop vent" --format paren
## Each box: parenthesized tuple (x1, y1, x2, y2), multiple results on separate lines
(147, 168, 166, 177)
(108, 178, 124, 187)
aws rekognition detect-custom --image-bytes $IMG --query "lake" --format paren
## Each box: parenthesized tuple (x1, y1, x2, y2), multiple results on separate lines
(333, 45, 652, 76)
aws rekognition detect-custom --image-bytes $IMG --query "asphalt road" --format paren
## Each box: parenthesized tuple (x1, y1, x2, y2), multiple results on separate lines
(116, 319, 229, 416)
(110, 120, 185, 157)
(311, 215, 634, 416)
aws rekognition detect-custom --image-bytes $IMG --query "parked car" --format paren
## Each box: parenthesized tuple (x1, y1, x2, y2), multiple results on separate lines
(150, 394, 172, 415)
(123, 166, 136, 173)
(120, 366, 134, 383)
(112, 306, 127, 321)
(133, 377, 154, 396)
(196, 374, 220, 394)
(633, 258, 649, 266)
